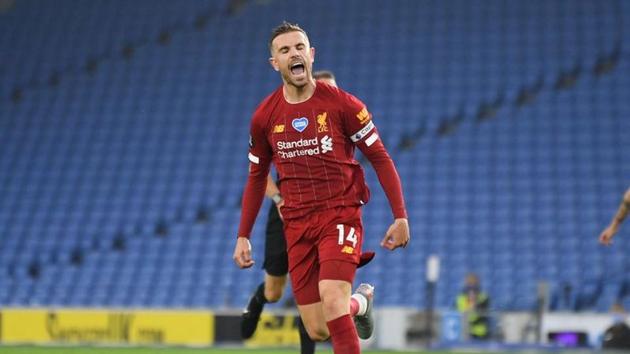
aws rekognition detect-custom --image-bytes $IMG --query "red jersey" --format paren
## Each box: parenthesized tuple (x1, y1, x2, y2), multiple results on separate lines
(238, 82, 406, 238)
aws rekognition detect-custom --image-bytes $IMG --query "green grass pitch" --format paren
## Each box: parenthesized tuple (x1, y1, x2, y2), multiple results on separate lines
(0, 347, 473, 354)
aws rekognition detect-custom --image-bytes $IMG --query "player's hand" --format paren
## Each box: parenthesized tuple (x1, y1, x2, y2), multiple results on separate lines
(381, 218, 410, 250)
(599, 224, 618, 246)
(233, 237, 255, 268)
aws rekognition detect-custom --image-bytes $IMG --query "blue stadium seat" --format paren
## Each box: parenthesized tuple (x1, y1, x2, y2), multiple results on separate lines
(1, 0, 628, 312)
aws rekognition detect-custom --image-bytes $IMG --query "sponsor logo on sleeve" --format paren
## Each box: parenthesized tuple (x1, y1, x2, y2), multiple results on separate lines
(356, 107, 370, 125)
(291, 117, 309, 132)
(273, 124, 285, 133)
(317, 112, 328, 133)
(350, 121, 375, 143)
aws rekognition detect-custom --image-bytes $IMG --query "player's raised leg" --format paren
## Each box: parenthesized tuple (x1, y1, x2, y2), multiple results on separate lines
(352, 283, 375, 339)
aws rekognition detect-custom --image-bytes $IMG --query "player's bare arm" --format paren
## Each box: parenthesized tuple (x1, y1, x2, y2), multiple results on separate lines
(599, 188, 630, 246)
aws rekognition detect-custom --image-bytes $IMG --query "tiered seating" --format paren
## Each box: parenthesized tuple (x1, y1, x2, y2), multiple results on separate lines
(358, 62, 630, 310)
(0, 0, 628, 310)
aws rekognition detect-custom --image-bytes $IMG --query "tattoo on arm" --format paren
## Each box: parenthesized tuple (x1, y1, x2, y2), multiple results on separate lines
(614, 197, 630, 224)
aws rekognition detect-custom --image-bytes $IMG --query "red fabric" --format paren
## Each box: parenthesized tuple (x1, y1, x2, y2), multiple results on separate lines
(236, 162, 270, 238)
(357, 136, 407, 219)
(326, 314, 360, 354)
(237, 82, 406, 238)
(286, 207, 361, 305)
(350, 297, 360, 317)
(357, 251, 375, 268)
(320, 259, 358, 283)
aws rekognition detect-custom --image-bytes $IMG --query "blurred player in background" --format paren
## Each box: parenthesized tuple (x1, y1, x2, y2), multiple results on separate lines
(599, 187, 630, 245)
(233, 22, 409, 354)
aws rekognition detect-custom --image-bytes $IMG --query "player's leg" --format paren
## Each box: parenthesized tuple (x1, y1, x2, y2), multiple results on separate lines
(289, 282, 319, 354)
(319, 262, 360, 353)
(352, 283, 375, 339)
(287, 219, 331, 342)
(263, 272, 287, 302)
(297, 301, 330, 341)
(297, 315, 316, 354)
(261, 274, 317, 354)
(287, 211, 368, 352)
(295, 263, 372, 345)
(241, 204, 289, 339)
(318, 206, 375, 353)
(241, 272, 288, 339)
(319, 278, 353, 321)
(325, 207, 374, 339)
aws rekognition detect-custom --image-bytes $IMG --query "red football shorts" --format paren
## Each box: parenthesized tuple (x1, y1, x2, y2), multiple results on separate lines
(284, 206, 364, 305)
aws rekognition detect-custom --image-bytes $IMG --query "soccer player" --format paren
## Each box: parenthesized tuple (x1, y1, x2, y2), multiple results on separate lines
(240, 71, 374, 354)
(233, 22, 409, 354)
(599, 187, 630, 245)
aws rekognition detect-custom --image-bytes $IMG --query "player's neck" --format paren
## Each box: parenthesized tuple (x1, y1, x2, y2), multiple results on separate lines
(283, 80, 316, 104)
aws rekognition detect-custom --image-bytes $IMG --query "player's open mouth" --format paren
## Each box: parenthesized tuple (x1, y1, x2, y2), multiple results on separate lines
(290, 62, 305, 76)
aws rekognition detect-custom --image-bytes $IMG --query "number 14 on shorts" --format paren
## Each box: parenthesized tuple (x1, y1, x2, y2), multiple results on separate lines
(336, 224, 358, 248)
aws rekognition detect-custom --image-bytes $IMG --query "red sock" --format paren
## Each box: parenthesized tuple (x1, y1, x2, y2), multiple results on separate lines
(350, 297, 360, 316)
(326, 314, 360, 354)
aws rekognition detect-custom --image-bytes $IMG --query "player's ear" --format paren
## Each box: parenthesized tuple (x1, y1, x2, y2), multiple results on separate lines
(310, 47, 315, 63)
(269, 56, 280, 72)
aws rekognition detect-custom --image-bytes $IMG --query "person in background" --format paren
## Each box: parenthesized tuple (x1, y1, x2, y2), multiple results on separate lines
(602, 302, 630, 349)
(456, 272, 490, 340)
(599, 187, 630, 246)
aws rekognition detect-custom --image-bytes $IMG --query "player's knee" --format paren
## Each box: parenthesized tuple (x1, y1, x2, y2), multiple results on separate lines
(320, 289, 348, 319)
(305, 325, 329, 342)
(321, 297, 347, 319)
(264, 286, 284, 303)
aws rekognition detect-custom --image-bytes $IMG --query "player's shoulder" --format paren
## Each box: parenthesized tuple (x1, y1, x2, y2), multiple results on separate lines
(317, 81, 349, 99)
(317, 82, 364, 107)
(252, 85, 284, 122)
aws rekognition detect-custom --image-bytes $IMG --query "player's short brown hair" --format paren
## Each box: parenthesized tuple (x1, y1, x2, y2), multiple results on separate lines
(269, 21, 308, 53)
(313, 70, 335, 81)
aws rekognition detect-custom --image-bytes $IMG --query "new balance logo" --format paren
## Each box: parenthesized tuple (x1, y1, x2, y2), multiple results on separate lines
(342, 246, 355, 254)
(321, 135, 333, 153)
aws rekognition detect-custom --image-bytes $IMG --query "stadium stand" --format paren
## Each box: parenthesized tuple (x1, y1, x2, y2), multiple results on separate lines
(0, 0, 629, 311)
